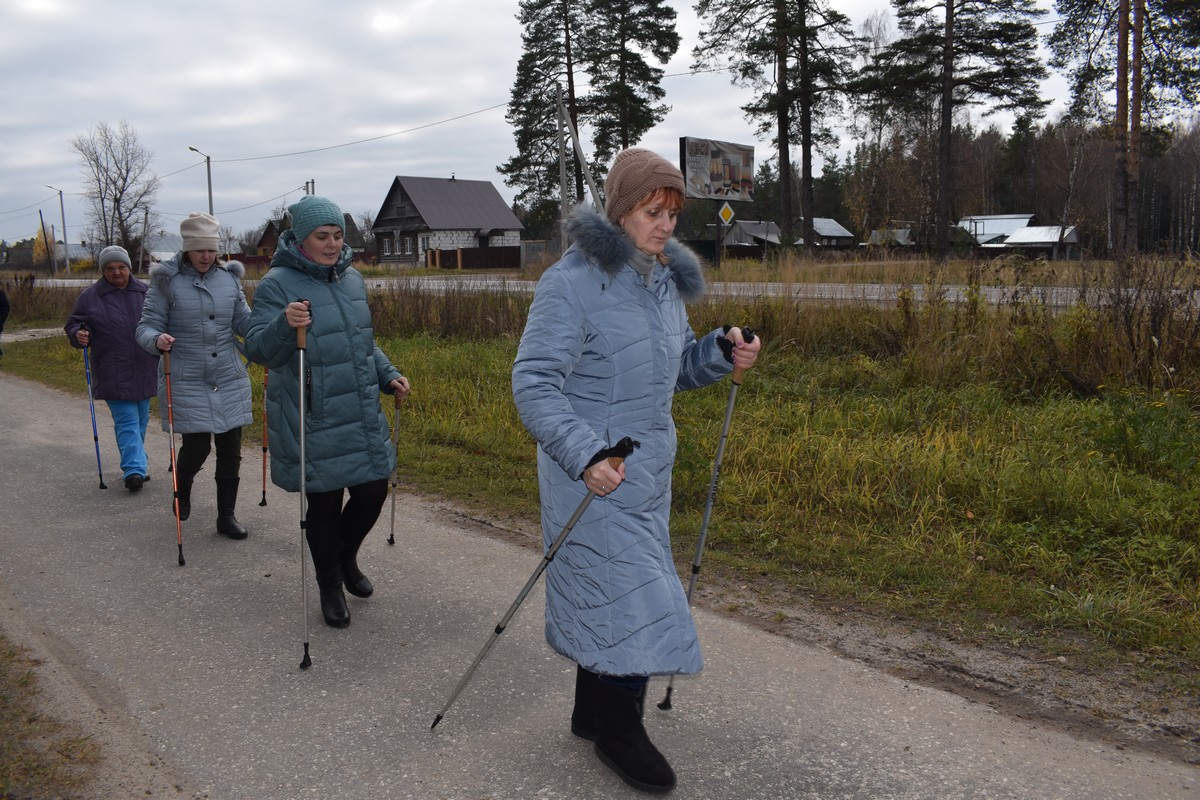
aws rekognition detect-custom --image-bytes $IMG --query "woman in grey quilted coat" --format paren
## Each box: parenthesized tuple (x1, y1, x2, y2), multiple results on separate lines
(244, 195, 409, 630)
(512, 148, 761, 793)
(136, 212, 253, 539)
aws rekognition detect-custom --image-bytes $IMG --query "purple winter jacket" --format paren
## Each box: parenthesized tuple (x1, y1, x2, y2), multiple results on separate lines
(64, 276, 158, 401)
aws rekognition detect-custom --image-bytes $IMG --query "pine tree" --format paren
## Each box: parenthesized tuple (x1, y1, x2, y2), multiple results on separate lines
(580, 0, 680, 168)
(861, 0, 1048, 258)
(694, 0, 857, 247)
(1048, 0, 1200, 256)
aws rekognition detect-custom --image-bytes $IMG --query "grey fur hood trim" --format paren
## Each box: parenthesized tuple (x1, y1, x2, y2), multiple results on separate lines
(149, 253, 245, 286)
(562, 205, 705, 301)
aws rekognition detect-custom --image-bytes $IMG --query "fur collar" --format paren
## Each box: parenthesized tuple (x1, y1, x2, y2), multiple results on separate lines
(562, 206, 705, 301)
(149, 253, 244, 287)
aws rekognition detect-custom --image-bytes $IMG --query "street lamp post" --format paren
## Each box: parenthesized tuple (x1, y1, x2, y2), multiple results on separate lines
(188, 146, 214, 215)
(45, 185, 67, 276)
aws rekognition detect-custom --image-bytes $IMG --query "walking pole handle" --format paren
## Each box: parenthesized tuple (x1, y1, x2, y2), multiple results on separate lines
(731, 328, 756, 385)
(296, 325, 306, 350)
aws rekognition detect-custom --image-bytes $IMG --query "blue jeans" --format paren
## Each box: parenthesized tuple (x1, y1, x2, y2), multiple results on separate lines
(107, 399, 150, 480)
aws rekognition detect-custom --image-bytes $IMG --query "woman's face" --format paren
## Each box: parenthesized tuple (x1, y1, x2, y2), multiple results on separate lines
(620, 194, 679, 257)
(301, 225, 344, 266)
(189, 250, 217, 273)
(102, 262, 130, 288)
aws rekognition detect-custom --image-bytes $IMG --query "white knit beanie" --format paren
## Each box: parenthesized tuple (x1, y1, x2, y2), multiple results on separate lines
(180, 212, 220, 251)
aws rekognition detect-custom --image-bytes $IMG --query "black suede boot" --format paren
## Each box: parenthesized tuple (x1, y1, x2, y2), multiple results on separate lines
(317, 570, 351, 628)
(173, 470, 195, 521)
(571, 665, 603, 741)
(215, 477, 248, 539)
(592, 680, 676, 794)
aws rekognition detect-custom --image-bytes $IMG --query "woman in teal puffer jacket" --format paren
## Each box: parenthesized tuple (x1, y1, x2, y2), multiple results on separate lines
(513, 148, 760, 794)
(245, 196, 409, 630)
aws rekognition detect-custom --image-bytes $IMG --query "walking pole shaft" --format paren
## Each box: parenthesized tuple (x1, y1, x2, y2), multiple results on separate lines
(431, 437, 640, 730)
(297, 324, 312, 670)
(260, 367, 269, 506)
(387, 390, 403, 545)
(660, 331, 755, 710)
(82, 339, 107, 489)
(163, 351, 185, 566)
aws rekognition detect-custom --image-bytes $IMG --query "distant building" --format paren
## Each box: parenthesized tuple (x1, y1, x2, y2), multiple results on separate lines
(722, 220, 781, 247)
(796, 217, 856, 248)
(1002, 225, 1079, 259)
(958, 214, 1036, 246)
(373, 176, 523, 267)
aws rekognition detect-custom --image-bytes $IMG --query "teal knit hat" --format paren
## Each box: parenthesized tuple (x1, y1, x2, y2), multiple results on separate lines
(289, 195, 344, 243)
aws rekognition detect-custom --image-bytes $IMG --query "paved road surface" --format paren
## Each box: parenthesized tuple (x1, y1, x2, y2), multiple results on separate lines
(0, 372, 1195, 799)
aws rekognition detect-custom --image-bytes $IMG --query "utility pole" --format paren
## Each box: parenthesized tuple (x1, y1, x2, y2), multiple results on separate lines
(46, 185, 67, 274)
(188, 146, 214, 214)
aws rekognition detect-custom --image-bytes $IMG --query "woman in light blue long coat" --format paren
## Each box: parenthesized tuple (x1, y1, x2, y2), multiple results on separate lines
(512, 148, 760, 794)
(136, 212, 253, 539)
(244, 195, 409, 630)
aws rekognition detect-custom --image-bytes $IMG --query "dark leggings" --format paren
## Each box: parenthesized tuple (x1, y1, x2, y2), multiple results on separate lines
(177, 428, 242, 479)
(304, 478, 389, 580)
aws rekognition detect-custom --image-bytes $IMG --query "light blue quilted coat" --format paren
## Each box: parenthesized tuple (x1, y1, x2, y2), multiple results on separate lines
(512, 206, 732, 677)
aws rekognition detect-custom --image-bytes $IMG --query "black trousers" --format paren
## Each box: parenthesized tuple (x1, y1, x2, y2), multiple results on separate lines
(304, 478, 389, 581)
(177, 428, 242, 479)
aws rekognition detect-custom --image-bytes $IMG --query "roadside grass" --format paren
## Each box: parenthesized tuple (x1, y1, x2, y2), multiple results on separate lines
(0, 636, 99, 799)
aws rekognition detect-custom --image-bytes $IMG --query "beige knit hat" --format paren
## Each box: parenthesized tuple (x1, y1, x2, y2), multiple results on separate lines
(603, 147, 686, 224)
(180, 212, 220, 251)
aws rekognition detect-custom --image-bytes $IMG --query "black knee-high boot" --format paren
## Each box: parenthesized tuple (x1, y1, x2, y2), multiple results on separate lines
(571, 665, 603, 741)
(340, 529, 373, 598)
(215, 477, 248, 539)
(316, 567, 350, 628)
(173, 470, 196, 521)
(592, 679, 676, 794)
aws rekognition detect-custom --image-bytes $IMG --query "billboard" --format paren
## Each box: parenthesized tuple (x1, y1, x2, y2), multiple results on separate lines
(679, 137, 755, 202)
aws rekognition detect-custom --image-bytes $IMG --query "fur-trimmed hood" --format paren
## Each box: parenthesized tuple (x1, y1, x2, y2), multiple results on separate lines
(149, 252, 245, 286)
(562, 205, 705, 302)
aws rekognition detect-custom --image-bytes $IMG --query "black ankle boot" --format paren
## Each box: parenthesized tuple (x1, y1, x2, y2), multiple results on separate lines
(592, 679, 676, 794)
(318, 581, 351, 628)
(571, 665, 603, 741)
(341, 558, 374, 598)
(215, 477, 248, 539)
(173, 470, 195, 521)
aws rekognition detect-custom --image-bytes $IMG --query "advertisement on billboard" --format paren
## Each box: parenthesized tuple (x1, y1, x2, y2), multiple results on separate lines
(679, 137, 755, 202)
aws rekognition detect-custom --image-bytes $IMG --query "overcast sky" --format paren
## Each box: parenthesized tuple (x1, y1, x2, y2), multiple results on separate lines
(0, 0, 1065, 246)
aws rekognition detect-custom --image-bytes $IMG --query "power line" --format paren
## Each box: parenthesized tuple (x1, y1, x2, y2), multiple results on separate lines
(211, 103, 508, 164)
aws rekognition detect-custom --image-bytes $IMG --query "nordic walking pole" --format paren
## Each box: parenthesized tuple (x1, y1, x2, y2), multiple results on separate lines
(81, 326, 107, 489)
(297, 319, 313, 670)
(259, 368, 269, 506)
(163, 350, 185, 566)
(387, 389, 403, 546)
(659, 329, 756, 711)
(431, 436, 640, 730)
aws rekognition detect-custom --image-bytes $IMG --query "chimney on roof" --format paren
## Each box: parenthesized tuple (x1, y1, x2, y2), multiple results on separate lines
(450, 173, 456, 181)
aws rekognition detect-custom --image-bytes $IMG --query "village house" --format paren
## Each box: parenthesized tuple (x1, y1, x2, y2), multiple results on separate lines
(372, 175, 523, 268)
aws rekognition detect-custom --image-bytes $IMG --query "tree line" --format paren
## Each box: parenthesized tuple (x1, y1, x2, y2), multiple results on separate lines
(504, 0, 1200, 258)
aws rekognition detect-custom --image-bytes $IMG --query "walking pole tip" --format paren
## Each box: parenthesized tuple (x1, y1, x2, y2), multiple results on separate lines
(300, 643, 312, 670)
(657, 686, 674, 710)
(430, 714, 443, 730)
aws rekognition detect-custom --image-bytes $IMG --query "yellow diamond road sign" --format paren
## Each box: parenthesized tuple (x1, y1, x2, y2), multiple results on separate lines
(719, 202, 735, 225)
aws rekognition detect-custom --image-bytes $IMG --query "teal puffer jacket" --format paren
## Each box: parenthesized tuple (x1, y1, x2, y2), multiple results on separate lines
(244, 232, 401, 493)
(512, 206, 732, 678)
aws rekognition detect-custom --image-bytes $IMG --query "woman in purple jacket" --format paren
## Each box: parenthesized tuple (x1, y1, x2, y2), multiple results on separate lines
(65, 246, 159, 491)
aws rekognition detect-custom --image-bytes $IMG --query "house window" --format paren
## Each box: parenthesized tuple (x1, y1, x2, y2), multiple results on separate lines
(401, 236, 414, 256)
(420, 235, 430, 253)
(381, 236, 394, 256)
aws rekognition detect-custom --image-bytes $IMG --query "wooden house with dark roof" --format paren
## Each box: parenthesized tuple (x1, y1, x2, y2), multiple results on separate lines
(372, 175, 523, 267)
(255, 213, 367, 258)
